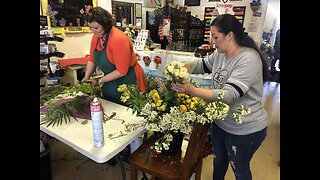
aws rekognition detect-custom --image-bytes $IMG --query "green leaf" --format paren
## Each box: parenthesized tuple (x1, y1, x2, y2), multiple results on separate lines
(81, 120, 88, 125)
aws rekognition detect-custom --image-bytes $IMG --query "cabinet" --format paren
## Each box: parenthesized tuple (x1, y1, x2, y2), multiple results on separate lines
(203, 6, 246, 44)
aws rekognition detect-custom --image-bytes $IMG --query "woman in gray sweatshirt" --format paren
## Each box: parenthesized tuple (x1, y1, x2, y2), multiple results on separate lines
(172, 14, 270, 180)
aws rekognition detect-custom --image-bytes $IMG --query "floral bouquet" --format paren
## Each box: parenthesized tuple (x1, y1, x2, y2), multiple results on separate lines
(117, 61, 250, 153)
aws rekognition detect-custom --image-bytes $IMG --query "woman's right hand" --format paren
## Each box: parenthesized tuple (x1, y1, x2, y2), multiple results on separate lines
(81, 77, 99, 88)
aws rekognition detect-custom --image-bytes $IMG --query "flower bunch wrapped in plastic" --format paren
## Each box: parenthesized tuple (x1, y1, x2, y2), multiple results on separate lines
(117, 61, 250, 152)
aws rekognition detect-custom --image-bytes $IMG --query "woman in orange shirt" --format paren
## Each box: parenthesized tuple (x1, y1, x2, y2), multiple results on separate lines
(82, 7, 146, 104)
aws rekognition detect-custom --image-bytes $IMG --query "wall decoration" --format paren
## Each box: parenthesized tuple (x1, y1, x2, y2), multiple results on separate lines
(143, 0, 162, 8)
(47, 0, 93, 27)
(247, 17, 258, 32)
(135, 3, 142, 18)
(185, 0, 200, 6)
(136, 18, 142, 29)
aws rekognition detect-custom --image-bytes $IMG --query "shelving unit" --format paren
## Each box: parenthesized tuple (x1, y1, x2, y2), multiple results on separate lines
(203, 7, 218, 44)
(40, 28, 65, 86)
(203, 6, 246, 44)
(233, 6, 246, 25)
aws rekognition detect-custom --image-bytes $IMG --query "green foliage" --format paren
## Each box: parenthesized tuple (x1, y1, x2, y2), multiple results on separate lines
(40, 96, 93, 127)
(41, 102, 78, 127)
(40, 85, 66, 106)
(40, 82, 96, 127)
(40, 83, 94, 106)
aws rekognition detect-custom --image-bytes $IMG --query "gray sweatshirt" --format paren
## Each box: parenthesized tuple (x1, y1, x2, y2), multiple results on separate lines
(192, 47, 268, 135)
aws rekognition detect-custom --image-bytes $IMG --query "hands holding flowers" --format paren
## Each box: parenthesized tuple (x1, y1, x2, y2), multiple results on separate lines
(117, 60, 250, 152)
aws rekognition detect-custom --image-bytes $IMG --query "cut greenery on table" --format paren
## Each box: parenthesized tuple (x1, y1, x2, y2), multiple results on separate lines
(40, 83, 95, 127)
(40, 83, 124, 127)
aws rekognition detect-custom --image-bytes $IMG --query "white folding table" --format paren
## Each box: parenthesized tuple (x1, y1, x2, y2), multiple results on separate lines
(40, 97, 146, 179)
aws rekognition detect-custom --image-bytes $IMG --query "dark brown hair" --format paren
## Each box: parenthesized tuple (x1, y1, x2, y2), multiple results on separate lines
(84, 7, 115, 33)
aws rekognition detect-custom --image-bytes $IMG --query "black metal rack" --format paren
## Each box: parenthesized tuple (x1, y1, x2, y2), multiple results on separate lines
(146, 5, 204, 51)
(40, 29, 65, 78)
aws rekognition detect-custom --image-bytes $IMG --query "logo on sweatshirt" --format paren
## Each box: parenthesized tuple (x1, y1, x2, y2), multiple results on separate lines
(213, 68, 228, 88)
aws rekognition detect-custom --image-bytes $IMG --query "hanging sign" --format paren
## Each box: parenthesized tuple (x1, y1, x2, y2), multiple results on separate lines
(216, 0, 234, 15)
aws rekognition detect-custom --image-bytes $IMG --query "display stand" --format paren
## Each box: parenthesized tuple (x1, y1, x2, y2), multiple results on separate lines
(146, 5, 204, 51)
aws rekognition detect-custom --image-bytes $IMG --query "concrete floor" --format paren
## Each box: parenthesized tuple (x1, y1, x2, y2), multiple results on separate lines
(44, 81, 280, 180)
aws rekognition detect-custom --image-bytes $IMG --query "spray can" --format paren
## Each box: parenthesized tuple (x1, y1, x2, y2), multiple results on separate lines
(90, 97, 104, 148)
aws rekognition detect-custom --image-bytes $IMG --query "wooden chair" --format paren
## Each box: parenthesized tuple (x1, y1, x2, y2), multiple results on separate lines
(128, 123, 210, 180)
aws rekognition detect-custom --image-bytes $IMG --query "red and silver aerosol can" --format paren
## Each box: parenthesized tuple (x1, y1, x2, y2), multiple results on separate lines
(90, 97, 105, 148)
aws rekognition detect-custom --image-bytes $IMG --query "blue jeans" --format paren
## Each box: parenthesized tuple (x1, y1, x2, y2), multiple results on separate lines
(211, 123, 267, 180)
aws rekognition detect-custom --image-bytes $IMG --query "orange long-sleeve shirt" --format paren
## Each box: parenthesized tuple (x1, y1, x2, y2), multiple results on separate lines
(89, 26, 146, 91)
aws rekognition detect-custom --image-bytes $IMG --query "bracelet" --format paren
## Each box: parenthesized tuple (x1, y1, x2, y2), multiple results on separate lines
(98, 79, 103, 86)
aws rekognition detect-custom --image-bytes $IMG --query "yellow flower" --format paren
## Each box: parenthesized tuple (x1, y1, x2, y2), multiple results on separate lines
(156, 99, 163, 107)
(117, 84, 127, 92)
(189, 102, 196, 111)
(160, 104, 167, 111)
(180, 105, 187, 112)
(120, 91, 130, 103)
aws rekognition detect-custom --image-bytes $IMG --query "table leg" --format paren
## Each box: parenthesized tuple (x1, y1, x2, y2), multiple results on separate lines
(115, 154, 126, 180)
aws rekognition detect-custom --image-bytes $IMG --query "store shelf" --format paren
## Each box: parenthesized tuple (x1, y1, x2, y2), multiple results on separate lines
(203, 6, 246, 44)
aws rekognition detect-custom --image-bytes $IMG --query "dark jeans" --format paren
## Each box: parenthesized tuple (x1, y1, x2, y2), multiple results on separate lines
(211, 123, 267, 180)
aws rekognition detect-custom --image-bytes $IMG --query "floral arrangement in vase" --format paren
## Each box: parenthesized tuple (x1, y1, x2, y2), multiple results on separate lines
(117, 61, 250, 153)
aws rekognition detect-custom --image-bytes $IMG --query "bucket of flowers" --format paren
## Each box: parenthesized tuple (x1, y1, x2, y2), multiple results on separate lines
(117, 61, 250, 153)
